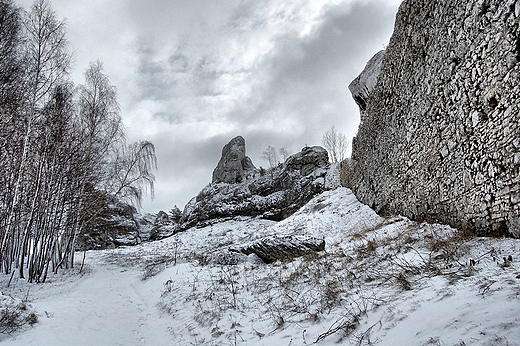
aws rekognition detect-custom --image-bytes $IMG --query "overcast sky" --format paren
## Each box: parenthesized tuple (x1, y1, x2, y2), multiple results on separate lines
(18, 0, 402, 213)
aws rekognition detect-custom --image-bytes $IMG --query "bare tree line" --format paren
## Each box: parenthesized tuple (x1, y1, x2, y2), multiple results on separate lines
(260, 125, 349, 171)
(261, 146, 288, 170)
(0, 0, 157, 283)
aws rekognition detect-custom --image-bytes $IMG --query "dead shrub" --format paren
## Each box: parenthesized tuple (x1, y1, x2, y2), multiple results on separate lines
(0, 302, 37, 334)
(425, 228, 472, 265)
(141, 255, 175, 280)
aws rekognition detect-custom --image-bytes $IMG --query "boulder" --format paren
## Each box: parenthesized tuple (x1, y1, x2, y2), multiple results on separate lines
(212, 136, 258, 184)
(348, 50, 385, 113)
(229, 235, 325, 263)
(284, 146, 329, 176)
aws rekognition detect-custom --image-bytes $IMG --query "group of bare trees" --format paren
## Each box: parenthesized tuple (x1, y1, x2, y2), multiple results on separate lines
(0, 0, 157, 283)
(261, 126, 349, 170)
(261, 146, 289, 169)
(322, 126, 350, 163)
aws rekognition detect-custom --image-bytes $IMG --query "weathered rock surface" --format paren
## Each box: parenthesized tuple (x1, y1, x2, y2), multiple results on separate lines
(229, 235, 325, 263)
(348, 0, 520, 237)
(180, 144, 331, 230)
(348, 50, 385, 113)
(212, 136, 258, 184)
(209, 251, 262, 265)
(76, 198, 140, 251)
(143, 210, 180, 241)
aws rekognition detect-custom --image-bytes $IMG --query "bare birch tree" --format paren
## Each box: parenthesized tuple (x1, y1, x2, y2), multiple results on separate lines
(322, 125, 350, 163)
(1, 0, 71, 277)
(0, 1, 157, 282)
(261, 145, 279, 169)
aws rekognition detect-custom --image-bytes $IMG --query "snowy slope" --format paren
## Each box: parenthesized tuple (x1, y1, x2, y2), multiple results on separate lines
(1, 187, 519, 345)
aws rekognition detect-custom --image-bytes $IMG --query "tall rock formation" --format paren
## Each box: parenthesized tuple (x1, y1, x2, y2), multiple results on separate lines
(181, 141, 331, 230)
(348, 0, 519, 237)
(212, 136, 257, 184)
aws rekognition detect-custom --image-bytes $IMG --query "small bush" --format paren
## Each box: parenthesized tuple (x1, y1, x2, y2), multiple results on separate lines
(26, 312, 38, 326)
(141, 255, 175, 280)
(0, 300, 38, 334)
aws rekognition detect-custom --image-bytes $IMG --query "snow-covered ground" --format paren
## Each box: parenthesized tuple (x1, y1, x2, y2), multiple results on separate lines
(1, 188, 519, 345)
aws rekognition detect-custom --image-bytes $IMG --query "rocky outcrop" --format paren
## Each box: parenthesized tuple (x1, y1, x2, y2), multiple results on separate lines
(348, 0, 520, 237)
(148, 224, 178, 241)
(180, 144, 331, 229)
(348, 50, 385, 113)
(212, 136, 258, 184)
(229, 235, 325, 263)
(139, 210, 180, 241)
(76, 197, 140, 251)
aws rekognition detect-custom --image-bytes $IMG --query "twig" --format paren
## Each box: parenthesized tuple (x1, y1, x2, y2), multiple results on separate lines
(7, 270, 15, 288)
(315, 313, 360, 343)
(479, 280, 496, 295)
(79, 250, 87, 274)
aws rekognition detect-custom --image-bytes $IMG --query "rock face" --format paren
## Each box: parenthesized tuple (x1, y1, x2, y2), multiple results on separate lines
(76, 197, 140, 251)
(181, 144, 331, 229)
(212, 136, 258, 184)
(349, 50, 385, 113)
(348, 0, 520, 237)
(137, 210, 180, 242)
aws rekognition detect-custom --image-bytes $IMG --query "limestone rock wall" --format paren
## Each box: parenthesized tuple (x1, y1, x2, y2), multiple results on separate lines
(348, 0, 520, 236)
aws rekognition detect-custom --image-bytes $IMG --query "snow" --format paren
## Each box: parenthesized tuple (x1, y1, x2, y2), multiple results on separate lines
(1, 187, 519, 345)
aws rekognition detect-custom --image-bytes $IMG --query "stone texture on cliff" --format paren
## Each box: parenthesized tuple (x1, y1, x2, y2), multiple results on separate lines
(181, 145, 331, 230)
(212, 136, 258, 184)
(348, 0, 520, 236)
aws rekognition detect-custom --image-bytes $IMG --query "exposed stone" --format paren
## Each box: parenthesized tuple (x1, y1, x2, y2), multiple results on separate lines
(285, 146, 329, 176)
(149, 224, 179, 241)
(180, 143, 331, 230)
(209, 251, 264, 265)
(75, 194, 140, 251)
(156, 210, 170, 224)
(212, 136, 258, 184)
(348, 50, 385, 113)
(348, 0, 520, 237)
(229, 235, 325, 263)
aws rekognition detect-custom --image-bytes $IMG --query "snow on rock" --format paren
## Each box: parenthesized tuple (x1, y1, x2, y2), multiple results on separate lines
(324, 162, 341, 190)
(229, 235, 325, 263)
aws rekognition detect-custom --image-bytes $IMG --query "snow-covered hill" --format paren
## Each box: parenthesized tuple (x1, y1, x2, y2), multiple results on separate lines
(1, 188, 519, 345)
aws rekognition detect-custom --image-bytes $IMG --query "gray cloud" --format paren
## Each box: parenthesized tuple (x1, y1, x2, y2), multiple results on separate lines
(16, 0, 401, 212)
(148, 1, 400, 211)
(227, 0, 399, 153)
